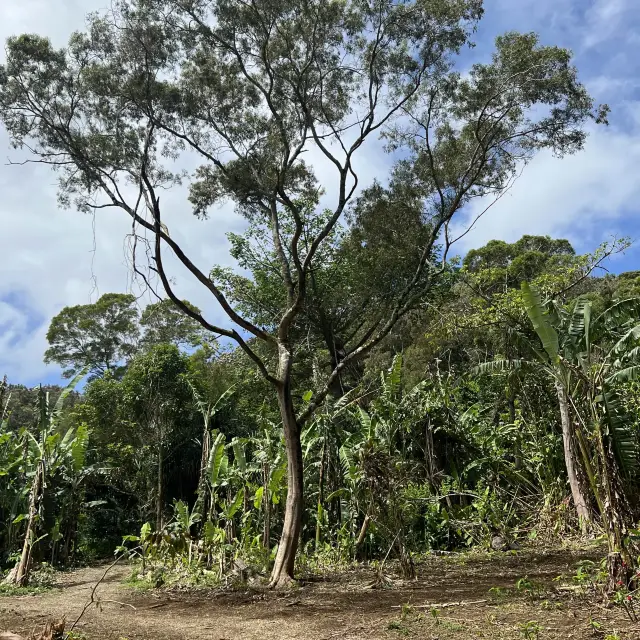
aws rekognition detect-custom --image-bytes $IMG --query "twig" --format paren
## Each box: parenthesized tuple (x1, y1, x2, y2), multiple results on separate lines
(393, 598, 488, 609)
(65, 555, 126, 638)
(97, 599, 137, 610)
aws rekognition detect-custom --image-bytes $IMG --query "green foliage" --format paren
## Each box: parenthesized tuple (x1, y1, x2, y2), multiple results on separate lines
(44, 294, 139, 378)
(140, 299, 211, 350)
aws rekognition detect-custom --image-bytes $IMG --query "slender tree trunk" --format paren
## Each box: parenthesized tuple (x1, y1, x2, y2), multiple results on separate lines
(156, 439, 164, 531)
(262, 461, 271, 550)
(269, 380, 304, 588)
(354, 514, 371, 560)
(555, 382, 591, 533)
(595, 423, 634, 590)
(508, 386, 523, 470)
(315, 440, 326, 550)
(13, 459, 44, 586)
(194, 423, 211, 524)
(425, 417, 438, 488)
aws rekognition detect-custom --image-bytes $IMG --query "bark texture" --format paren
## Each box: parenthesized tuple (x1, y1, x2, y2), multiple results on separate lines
(555, 382, 591, 532)
(14, 459, 44, 586)
(269, 381, 303, 587)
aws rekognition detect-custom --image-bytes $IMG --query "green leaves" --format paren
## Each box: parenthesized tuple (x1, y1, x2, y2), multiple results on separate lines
(470, 360, 529, 375)
(44, 294, 139, 378)
(569, 298, 591, 353)
(253, 486, 264, 510)
(601, 390, 638, 477)
(208, 432, 228, 488)
(521, 282, 559, 362)
(223, 490, 244, 521)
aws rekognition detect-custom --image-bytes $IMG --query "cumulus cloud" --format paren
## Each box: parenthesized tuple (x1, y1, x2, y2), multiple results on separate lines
(453, 116, 640, 252)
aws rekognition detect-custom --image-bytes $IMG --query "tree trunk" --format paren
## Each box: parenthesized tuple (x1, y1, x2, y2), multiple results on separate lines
(262, 461, 271, 550)
(555, 382, 591, 533)
(425, 417, 439, 488)
(596, 423, 634, 591)
(194, 423, 211, 524)
(269, 382, 304, 588)
(315, 440, 326, 550)
(13, 459, 44, 586)
(156, 440, 164, 532)
(354, 514, 371, 560)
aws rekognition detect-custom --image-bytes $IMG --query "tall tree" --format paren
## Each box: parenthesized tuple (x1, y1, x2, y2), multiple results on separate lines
(0, 1, 605, 585)
(121, 344, 193, 531)
(44, 294, 139, 378)
(140, 298, 210, 350)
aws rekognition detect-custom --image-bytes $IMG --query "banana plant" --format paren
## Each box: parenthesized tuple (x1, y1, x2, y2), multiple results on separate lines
(251, 420, 286, 551)
(6, 370, 87, 586)
(476, 284, 640, 589)
(189, 383, 235, 524)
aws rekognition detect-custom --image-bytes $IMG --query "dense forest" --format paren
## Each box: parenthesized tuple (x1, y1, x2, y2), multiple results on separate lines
(0, 0, 639, 638)
(2, 235, 640, 593)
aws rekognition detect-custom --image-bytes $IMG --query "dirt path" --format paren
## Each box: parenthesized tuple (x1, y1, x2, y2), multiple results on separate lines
(1, 550, 638, 639)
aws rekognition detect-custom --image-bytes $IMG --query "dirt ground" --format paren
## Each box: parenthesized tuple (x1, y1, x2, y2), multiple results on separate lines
(1, 549, 638, 639)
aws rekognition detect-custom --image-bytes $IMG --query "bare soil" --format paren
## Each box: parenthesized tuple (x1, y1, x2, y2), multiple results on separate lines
(1, 549, 638, 639)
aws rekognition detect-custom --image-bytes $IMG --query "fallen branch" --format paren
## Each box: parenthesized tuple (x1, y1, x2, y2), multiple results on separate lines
(65, 555, 126, 638)
(97, 599, 137, 610)
(393, 598, 488, 609)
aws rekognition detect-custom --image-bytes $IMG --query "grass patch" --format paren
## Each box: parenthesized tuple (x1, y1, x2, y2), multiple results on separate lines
(123, 573, 154, 592)
(0, 582, 51, 596)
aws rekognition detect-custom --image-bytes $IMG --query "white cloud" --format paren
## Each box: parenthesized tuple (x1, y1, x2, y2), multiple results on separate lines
(454, 112, 640, 251)
(582, 0, 629, 50)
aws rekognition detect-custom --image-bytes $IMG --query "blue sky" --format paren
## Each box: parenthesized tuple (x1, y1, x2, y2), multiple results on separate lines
(1, 0, 640, 386)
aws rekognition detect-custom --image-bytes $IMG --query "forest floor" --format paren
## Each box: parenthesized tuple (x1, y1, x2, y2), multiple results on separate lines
(1, 547, 639, 639)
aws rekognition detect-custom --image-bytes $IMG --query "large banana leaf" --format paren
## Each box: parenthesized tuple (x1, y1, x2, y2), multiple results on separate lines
(596, 297, 640, 329)
(602, 388, 638, 477)
(208, 432, 227, 487)
(231, 438, 247, 474)
(51, 368, 88, 428)
(211, 385, 236, 415)
(569, 298, 591, 352)
(71, 422, 90, 473)
(608, 364, 640, 384)
(521, 282, 559, 362)
(223, 489, 244, 520)
(610, 324, 640, 360)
